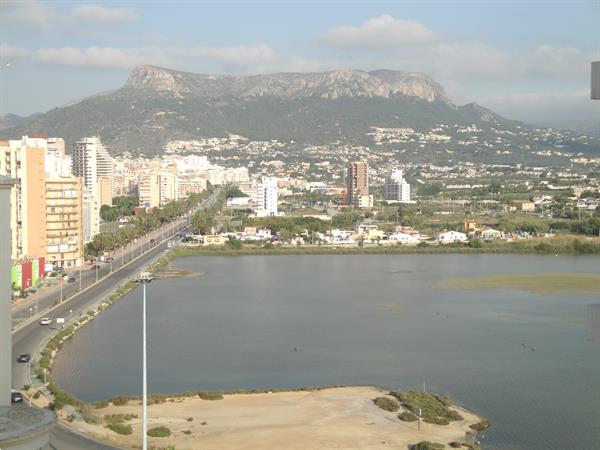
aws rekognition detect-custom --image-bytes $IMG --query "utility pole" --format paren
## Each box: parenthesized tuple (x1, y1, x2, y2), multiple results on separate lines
(142, 281, 147, 450)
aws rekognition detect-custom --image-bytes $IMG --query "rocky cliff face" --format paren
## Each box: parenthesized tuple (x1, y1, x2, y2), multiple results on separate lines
(125, 65, 449, 103)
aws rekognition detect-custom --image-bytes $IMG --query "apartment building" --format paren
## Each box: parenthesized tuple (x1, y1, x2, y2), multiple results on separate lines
(346, 161, 372, 208)
(45, 177, 84, 267)
(385, 169, 411, 203)
(139, 171, 180, 208)
(256, 177, 278, 217)
(0, 137, 47, 260)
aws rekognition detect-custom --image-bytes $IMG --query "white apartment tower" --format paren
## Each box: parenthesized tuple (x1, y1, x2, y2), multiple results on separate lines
(385, 169, 411, 203)
(256, 177, 278, 217)
(72, 137, 113, 242)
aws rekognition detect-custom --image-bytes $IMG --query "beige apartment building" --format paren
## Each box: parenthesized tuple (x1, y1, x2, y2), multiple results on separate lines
(45, 177, 84, 268)
(139, 171, 179, 208)
(0, 137, 47, 260)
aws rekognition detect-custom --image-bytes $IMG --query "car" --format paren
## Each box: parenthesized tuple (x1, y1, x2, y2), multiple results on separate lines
(11, 390, 23, 404)
(67, 277, 76, 283)
(16, 353, 31, 363)
(90, 264, 100, 270)
(39, 318, 51, 325)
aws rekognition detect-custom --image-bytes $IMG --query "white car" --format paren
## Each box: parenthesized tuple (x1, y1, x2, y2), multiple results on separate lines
(39, 318, 51, 325)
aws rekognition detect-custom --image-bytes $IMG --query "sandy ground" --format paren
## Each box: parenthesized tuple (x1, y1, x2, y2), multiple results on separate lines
(66, 386, 482, 449)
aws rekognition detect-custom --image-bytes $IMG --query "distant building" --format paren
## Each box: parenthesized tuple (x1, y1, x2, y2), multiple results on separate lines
(82, 189, 99, 243)
(203, 234, 228, 246)
(514, 200, 535, 212)
(256, 177, 278, 217)
(45, 177, 84, 267)
(385, 169, 411, 203)
(346, 161, 371, 208)
(72, 137, 113, 240)
(436, 230, 468, 244)
(139, 171, 179, 208)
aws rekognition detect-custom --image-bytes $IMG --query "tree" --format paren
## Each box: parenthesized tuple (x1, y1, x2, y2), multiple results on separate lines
(100, 205, 119, 222)
(191, 211, 215, 234)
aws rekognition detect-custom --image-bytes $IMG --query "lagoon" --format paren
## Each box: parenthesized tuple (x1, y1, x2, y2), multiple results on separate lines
(53, 254, 600, 450)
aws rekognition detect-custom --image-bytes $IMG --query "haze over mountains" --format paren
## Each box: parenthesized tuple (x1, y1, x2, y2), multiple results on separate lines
(1, 65, 598, 160)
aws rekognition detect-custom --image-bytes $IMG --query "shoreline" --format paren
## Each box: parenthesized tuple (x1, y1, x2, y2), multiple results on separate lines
(60, 386, 487, 450)
(170, 235, 600, 257)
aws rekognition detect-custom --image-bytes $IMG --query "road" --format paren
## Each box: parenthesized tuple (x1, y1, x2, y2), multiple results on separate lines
(11, 189, 221, 450)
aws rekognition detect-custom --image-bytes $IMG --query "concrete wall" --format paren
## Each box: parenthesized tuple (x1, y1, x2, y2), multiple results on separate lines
(592, 61, 600, 100)
(0, 179, 14, 406)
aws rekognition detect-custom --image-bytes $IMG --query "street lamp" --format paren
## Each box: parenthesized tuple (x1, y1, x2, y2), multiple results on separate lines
(135, 277, 153, 450)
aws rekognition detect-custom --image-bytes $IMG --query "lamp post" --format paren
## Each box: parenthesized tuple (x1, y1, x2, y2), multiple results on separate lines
(79, 264, 82, 291)
(136, 277, 152, 450)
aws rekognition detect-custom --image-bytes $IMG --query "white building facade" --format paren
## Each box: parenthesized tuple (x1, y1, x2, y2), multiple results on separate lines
(385, 169, 411, 203)
(256, 177, 278, 217)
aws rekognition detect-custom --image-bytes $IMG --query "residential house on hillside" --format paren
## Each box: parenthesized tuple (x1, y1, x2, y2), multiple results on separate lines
(436, 230, 468, 243)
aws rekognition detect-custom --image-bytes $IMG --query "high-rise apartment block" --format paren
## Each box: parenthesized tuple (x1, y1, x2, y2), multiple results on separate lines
(385, 169, 411, 203)
(346, 161, 372, 208)
(0, 137, 47, 260)
(256, 177, 278, 217)
(45, 177, 84, 267)
(72, 137, 113, 241)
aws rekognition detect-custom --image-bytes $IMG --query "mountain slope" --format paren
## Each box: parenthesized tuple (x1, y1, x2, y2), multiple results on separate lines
(1, 65, 598, 160)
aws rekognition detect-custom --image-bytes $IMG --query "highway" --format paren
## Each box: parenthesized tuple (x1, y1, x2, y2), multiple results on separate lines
(10, 189, 221, 450)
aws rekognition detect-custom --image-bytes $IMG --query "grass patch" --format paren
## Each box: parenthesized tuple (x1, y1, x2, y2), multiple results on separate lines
(106, 422, 132, 435)
(373, 397, 400, 412)
(470, 419, 491, 431)
(444, 273, 600, 295)
(147, 426, 171, 437)
(390, 391, 463, 425)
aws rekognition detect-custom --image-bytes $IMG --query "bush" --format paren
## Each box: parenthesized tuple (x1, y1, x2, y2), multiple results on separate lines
(398, 411, 418, 422)
(186, 417, 194, 422)
(197, 391, 223, 400)
(183, 430, 192, 435)
(449, 442, 462, 448)
(373, 397, 400, 412)
(110, 396, 130, 406)
(107, 422, 132, 435)
(411, 442, 445, 450)
(390, 391, 463, 425)
(147, 426, 171, 437)
(470, 419, 490, 432)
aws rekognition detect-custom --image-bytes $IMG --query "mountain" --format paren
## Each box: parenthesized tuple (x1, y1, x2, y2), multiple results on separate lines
(0, 113, 39, 131)
(1, 65, 598, 162)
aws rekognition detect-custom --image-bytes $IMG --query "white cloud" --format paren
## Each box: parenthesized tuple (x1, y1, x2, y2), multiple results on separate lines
(0, 0, 57, 27)
(34, 46, 169, 69)
(70, 4, 137, 25)
(190, 43, 277, 68)
(321, 15, 440, 50)
(0, 43, 31, 61)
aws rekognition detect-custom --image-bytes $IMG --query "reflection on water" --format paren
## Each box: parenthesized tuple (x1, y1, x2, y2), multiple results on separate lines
(587, 303, 600, 342)
(53, 254, 600, 450)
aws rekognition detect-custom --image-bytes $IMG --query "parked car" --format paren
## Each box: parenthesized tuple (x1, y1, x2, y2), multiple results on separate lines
(39, 318, 51, 325)
(67, 277, 76, 283)
(90, 264, 100, 270)
(16, 353, 31, 363)
(11, 390, 23, 404)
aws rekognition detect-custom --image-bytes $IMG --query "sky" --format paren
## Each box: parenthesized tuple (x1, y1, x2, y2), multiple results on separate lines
(1, 0, 599, 125)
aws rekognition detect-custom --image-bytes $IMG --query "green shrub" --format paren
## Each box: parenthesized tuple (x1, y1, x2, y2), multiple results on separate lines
(390, 391, 463, 425)
(197, 391, 223, 400)
(110, 396, 130, 406)
(398, 411, 418, 422)
(107, 422, 132, 435)
(449, 442, 462, 448)
(147, 426, 171, 437)
(411, 442, 445, 450)
(186, 417, 194, 422)
(92, 400, 109, 409)
(470, 419, 490, 431)
(372, 397, 400, 412)
(23, 384, 31, 391)
(183, 430, 192, 435)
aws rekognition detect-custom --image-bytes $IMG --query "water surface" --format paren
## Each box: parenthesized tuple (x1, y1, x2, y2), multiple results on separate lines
(53, 254, 600, 450)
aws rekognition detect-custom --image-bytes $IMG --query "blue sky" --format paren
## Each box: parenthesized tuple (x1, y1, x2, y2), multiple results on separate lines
(1, 0, 599, 124)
